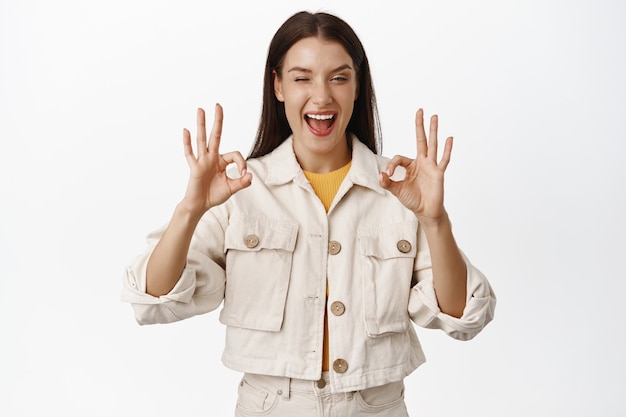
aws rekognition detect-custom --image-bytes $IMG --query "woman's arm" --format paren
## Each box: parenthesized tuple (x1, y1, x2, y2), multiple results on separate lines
(146, 104, 252, 297)
(380, 108, 466, 317)
(417, 211, 467, 318)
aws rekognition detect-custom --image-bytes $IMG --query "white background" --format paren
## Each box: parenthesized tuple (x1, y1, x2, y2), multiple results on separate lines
(1, 0, 625, 415)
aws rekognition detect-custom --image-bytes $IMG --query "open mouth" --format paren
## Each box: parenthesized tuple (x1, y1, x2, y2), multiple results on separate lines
(305, 113, 336, 136)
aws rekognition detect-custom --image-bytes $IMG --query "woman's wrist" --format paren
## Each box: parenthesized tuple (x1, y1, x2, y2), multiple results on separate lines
(415, 209, 450, 233)
(174, 201, 206, 226)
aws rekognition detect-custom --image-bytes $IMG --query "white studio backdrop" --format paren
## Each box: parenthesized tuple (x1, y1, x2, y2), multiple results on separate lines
(1, 0, 625, 415)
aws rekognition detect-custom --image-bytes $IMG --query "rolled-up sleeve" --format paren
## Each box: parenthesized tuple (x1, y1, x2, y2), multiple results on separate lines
(121, 209, 228, 325)
(408, 228, 496, 341)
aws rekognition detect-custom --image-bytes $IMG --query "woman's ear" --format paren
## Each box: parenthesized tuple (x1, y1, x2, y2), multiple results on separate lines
(273, 70, 285, 102)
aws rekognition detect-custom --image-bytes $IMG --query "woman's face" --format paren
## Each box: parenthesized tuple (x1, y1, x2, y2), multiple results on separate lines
(274, 36, 358, 173)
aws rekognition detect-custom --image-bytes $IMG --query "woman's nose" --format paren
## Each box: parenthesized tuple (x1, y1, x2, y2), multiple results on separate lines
(311, 82, 332, 106)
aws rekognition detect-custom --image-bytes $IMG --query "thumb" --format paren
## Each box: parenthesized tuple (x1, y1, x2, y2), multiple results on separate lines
(379, 171, 399, 196)
(228, 172, 253, 195)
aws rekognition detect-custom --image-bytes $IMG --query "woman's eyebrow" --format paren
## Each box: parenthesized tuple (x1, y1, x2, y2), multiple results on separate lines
(287, 64, 354, 73)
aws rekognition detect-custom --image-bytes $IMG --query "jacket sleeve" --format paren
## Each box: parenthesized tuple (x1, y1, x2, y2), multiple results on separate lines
(120, 209, 228, 325)
(408, 227, 496, 341)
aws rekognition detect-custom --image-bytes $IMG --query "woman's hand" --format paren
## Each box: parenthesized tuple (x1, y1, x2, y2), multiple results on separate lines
(379, 108, 453, 227)
(180, 104, 252, 215)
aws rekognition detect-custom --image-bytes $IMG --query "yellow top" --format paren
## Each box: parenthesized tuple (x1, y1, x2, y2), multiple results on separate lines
(303, 160, 352, 372)
(302, 161, 352, 212)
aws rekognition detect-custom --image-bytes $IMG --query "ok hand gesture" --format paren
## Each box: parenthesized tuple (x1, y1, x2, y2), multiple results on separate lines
(379, 109, 453, 227)
(181, 104, 252, 215)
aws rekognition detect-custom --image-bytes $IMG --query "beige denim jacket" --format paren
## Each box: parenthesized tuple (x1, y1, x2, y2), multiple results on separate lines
(121, 136, 496, 393)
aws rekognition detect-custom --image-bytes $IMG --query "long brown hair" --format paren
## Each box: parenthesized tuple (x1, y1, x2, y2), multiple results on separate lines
(248, 11, 382, 159)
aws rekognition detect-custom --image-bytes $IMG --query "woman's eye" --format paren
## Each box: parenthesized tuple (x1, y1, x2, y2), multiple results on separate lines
(295, 77, 309, 82)
(332, 76, 348, 82)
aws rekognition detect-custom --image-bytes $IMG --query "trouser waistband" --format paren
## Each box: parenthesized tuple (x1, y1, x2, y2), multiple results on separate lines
(242, 372, 342, 400)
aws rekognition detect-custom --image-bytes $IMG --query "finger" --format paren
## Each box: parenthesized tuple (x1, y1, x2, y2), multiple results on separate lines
(379, 171, 400, 196)
(221, 151, 253, 194)
(429, 114, 438, 163)
(228, 172, 253, 194)
(415, 108, 427, 158)
(182, 128, 196, 165)
(221, 151, 249, 177)
(196, 107, 207, 156)
(207, 103, 224, 154)
(439, 136, 453, 171)
(384, 154, 413, 177)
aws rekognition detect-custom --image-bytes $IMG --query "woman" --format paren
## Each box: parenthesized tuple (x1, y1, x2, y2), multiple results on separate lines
(122, 11, 495, 416)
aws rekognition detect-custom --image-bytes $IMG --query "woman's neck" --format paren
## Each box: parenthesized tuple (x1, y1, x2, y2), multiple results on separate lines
(293, 136, 352, 174)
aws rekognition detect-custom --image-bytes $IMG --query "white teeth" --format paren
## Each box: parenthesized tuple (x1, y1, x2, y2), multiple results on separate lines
(306, 114, 334, 120)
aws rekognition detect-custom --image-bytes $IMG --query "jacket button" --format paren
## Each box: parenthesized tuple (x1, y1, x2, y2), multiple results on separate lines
(328, 241, 341, 255)
(333, 358, 348, 373)
(244, 234, 260, 248)
(396, 239, 411, 253)
(330, 301, 345, 316)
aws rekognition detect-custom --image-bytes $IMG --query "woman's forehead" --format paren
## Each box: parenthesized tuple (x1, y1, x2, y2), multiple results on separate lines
(282, 37, 354, 71)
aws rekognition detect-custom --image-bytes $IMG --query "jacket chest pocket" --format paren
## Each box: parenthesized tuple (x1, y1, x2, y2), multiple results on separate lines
(358, 222, 417, 337)
(219, 217, 298, 332)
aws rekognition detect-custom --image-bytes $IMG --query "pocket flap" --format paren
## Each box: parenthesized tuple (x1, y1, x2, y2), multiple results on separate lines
(358, 221, 418, 259)
(225, 216, 298, 253)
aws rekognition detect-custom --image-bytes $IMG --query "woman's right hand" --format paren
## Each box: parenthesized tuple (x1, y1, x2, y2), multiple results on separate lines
(180, 104, 252, 215)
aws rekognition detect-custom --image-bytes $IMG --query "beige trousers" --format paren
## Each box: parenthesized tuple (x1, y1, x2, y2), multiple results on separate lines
(234, 372, 409, 417)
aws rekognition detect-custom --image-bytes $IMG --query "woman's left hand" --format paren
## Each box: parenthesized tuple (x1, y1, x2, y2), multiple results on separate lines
(379, 108, 453, 227)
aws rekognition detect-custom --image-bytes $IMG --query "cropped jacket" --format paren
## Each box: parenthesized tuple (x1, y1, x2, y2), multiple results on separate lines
(121, 135, 496, 393)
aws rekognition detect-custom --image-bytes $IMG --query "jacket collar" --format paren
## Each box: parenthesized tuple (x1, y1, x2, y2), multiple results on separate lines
(264, 135, 386, 195)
